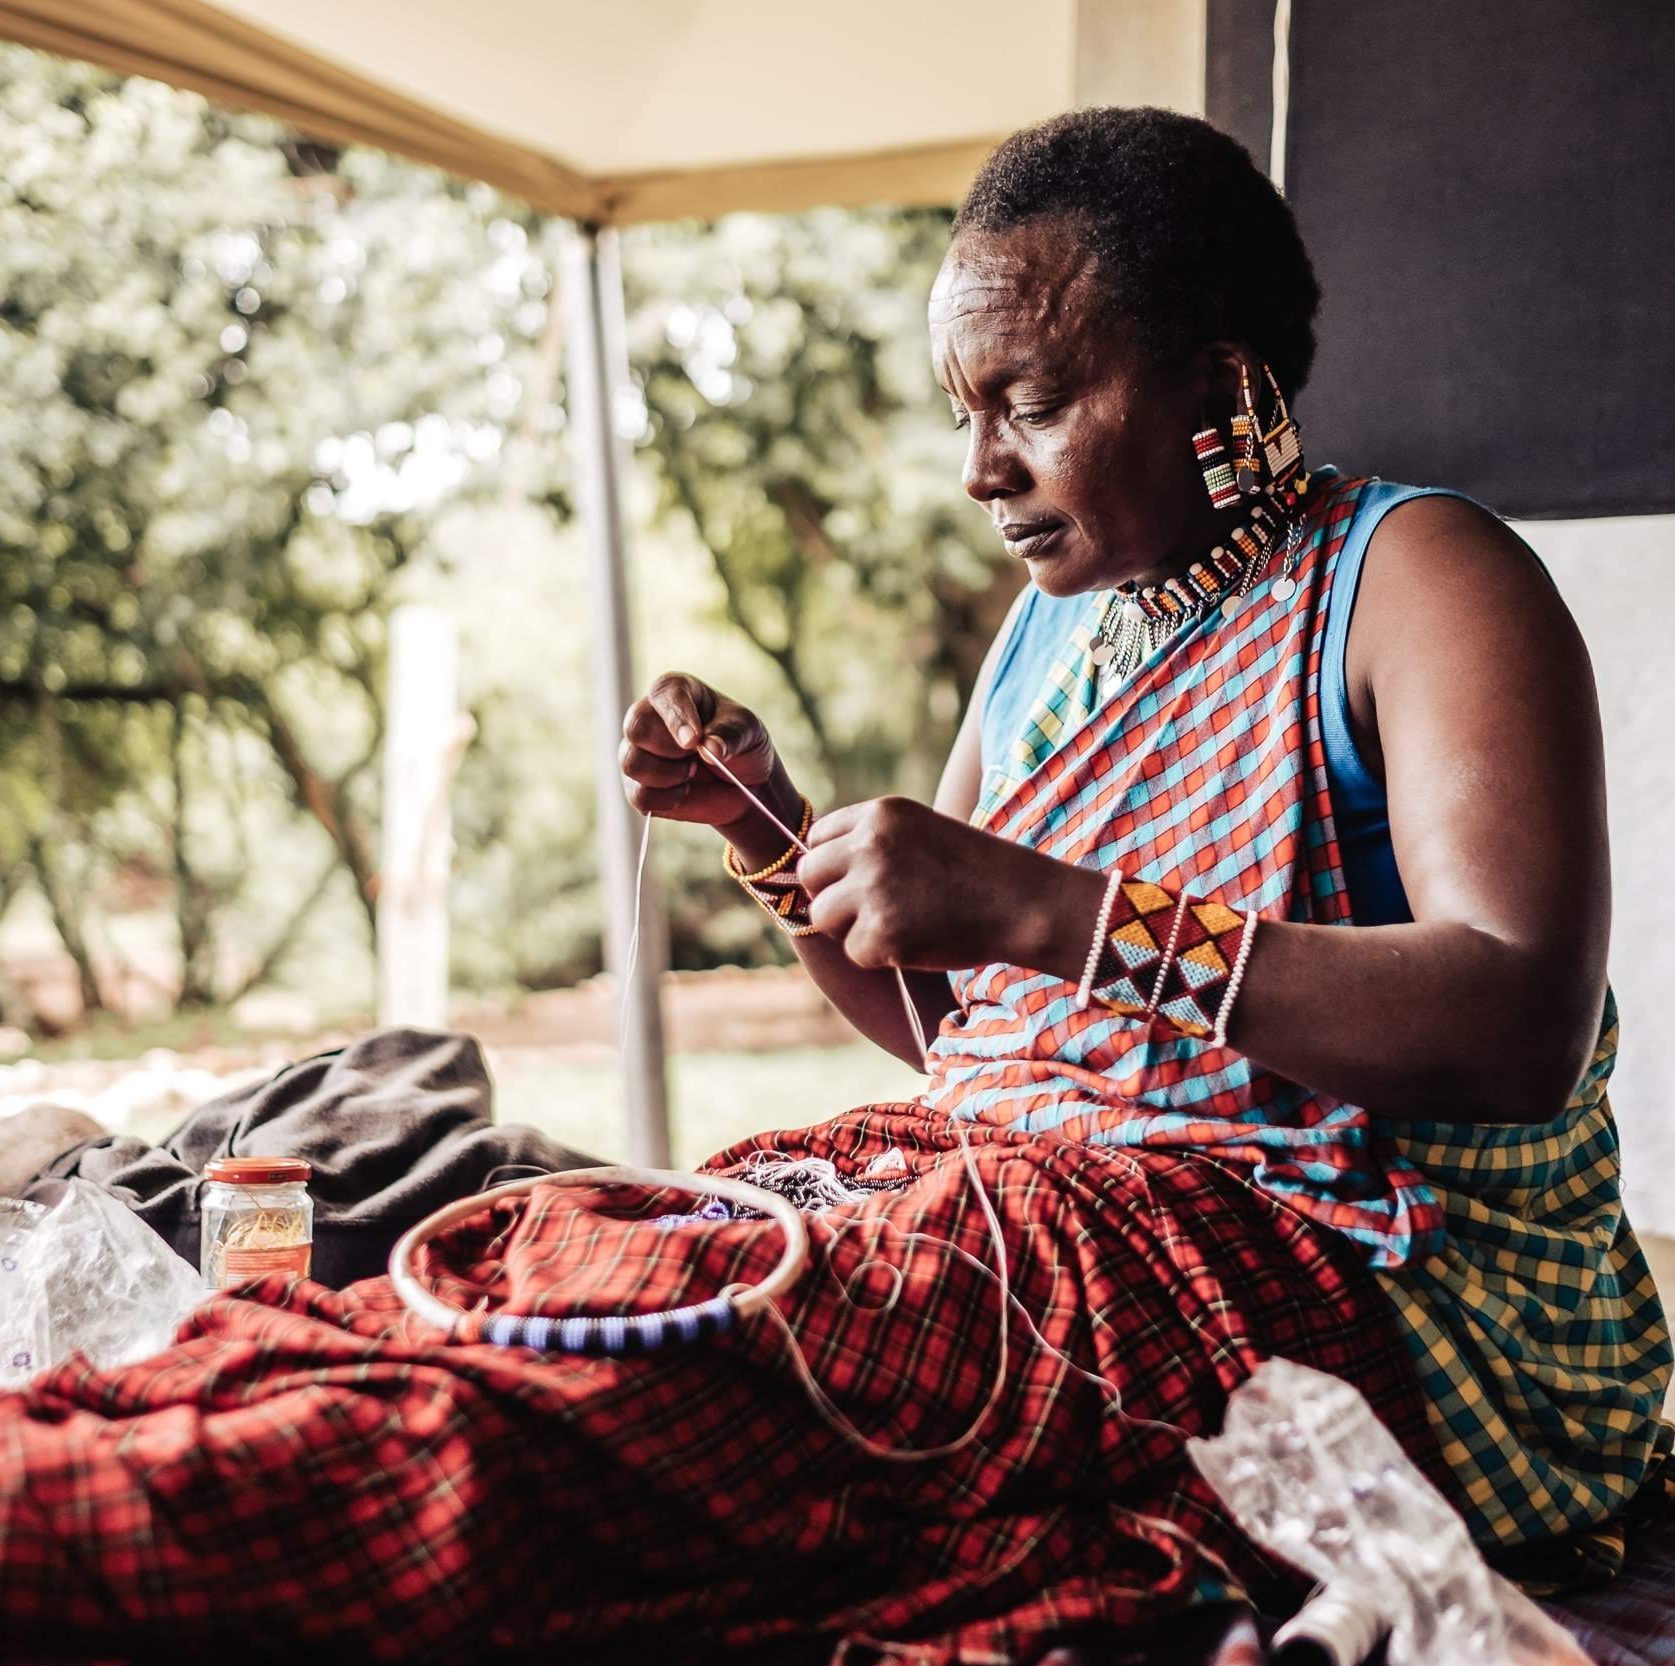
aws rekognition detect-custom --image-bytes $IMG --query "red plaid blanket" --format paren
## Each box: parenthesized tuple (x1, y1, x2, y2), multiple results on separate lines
(0, 1109, 1437, 1664)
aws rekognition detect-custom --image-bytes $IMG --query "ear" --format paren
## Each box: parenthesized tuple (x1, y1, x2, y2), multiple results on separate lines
(1195, 342, 1261, 422)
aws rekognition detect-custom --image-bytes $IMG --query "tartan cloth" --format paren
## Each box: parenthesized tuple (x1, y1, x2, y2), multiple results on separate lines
(923, 473, 1446, 1270)
(1376, 997, 1673, 1552)
(0, 1109, 1439, 1664)
(924, 470, 1672, 1550)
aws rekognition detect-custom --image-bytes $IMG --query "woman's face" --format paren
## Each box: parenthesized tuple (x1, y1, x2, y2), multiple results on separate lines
(930, 221, 1226, 597)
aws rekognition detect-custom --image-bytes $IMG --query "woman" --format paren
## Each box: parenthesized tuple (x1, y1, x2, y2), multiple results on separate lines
(620, 106, 1669, 1564)
(2, 107, 1667, 1660)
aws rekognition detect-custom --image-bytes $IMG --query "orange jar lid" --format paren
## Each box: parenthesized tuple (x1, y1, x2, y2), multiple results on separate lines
(203, 1156, 311, 1186)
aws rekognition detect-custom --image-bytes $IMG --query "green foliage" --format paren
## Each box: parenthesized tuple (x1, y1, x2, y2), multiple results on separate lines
(0, 44, 1008, 1027)
(0, 46, 569, 1013)
(627, 211, 1007, 805)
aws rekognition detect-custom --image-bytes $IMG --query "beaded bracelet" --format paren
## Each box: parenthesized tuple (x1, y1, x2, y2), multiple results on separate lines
(724, 796, 818, 938)
(1087, 876, 1260, 1044)
(1076, 867, 1126, 1010)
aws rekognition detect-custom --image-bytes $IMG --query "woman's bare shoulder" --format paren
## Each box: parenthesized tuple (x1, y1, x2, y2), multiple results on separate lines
(1349, 490, 1592, 705)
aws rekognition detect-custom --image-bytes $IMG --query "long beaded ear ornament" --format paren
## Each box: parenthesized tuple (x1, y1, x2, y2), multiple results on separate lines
(1258, 364, 1304, 488)
(1193, 423, 1240, 510)
(1231, 363, 1262, 495)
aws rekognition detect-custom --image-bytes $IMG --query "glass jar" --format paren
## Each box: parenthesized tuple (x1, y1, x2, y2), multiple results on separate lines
(200, 1156, 313, 1290)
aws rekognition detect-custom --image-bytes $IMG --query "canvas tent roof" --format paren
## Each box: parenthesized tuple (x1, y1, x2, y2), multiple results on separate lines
(0, 0, 1204, 221)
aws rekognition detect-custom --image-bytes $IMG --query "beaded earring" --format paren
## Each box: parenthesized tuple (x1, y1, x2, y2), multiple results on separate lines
(1192, 423, 1240, 510)
(1258, 364, 1304, 487)
(1231, 363, 1262, 495)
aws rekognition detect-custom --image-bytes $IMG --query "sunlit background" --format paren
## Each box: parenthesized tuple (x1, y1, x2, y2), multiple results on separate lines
(0, 45, 991, 1153)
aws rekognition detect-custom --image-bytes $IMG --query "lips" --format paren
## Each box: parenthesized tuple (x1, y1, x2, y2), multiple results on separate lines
(997, 519, 1065, 559)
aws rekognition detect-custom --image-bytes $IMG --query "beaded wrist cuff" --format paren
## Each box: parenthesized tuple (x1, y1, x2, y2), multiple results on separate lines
(724, 796, 817, 938)
(1089, 877, 1259, 1042)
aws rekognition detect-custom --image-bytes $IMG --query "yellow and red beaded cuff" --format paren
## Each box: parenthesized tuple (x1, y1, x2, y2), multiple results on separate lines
(1090, 878, 1258, 1043)
(724, 796, 818, 938)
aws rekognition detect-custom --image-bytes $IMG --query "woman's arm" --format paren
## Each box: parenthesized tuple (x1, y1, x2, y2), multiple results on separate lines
(627, 590, 1022, 1069)
(727, 591, 1023, 1068)
(800, 500, 1609, 1124)
(1229, 496, 1610, 1121)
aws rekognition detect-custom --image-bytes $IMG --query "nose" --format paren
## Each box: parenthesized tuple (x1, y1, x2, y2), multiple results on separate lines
(962, 417, 1029, 505)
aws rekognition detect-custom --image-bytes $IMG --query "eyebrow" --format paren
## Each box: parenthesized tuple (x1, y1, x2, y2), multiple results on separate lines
(942, 359, 1060, 402)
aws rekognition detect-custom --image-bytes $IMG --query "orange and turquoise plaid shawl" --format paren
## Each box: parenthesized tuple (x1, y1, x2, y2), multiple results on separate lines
(923, 473, 1444, 1269)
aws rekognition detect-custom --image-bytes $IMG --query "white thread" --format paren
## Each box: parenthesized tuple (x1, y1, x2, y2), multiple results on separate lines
(842, 1259, 904, 1314)
(698, 744, 930, 1066)
(1076, 866, 1125, 1010)
(623, 744, 1194, 1460)
(743, 1123, 1012, 1462)
(619, 813, 655, 1053)
(757, 1124, 1198, 1459)
(699, 745, 809, 856)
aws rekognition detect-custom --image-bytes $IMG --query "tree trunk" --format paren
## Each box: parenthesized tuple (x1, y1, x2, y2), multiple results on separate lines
(27, 835, 104, 1017)
(249, 685, 381, 932)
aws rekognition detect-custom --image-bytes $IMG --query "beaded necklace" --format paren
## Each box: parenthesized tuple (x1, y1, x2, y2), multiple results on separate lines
(1090, 472, 1314, 681)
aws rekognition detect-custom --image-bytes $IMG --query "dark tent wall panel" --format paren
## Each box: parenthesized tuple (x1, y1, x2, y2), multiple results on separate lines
(1209, 0, 1675, 520)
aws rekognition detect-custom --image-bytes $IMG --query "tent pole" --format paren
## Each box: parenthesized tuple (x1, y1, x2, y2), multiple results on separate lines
(561, 224, 672, 1167)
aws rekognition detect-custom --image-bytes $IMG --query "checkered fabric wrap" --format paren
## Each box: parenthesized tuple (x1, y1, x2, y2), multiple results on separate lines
(932, 470, 1672, 1551)
(0, 1112, 1437, 1663)
(924, 475, 1445, 1270)
(1375, 995, 1673, 1550)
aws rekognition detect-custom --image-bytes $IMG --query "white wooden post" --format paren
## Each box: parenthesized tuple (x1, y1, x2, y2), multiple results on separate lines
(377, 604, 469, 1029)
(562, 224, 672, 1167)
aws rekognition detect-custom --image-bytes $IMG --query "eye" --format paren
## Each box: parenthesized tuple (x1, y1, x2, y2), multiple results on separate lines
(1014, 405, 1061, 427)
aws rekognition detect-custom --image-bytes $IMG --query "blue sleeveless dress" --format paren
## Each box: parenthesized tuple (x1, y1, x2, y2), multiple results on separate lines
(981, 472, 1482, 926)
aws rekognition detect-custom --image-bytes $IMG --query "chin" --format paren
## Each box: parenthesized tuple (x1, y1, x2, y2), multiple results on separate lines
(1025, 547, 1109, 599)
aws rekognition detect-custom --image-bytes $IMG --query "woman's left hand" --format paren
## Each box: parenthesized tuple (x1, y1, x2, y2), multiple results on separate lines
(797, 797, 1100, 973)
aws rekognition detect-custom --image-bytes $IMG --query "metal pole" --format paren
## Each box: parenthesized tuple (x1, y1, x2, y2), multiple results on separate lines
(561, 223, 672, 1166)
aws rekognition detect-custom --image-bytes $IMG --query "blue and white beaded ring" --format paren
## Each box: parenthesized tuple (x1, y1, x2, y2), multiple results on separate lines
(387, 1166, 810, 1356)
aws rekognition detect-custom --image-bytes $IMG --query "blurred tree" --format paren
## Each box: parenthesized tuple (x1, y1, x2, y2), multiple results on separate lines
(625, 212, 1011, 807)
(0, 46, 563, 1017)
(0, 44, 1009, 1026)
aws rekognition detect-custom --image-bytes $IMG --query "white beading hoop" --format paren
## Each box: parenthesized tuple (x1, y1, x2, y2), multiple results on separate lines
(389, 1166, 810, 1352)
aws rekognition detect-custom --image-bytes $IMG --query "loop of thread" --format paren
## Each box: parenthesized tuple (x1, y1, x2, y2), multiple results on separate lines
(620, 732, 1196, 1461)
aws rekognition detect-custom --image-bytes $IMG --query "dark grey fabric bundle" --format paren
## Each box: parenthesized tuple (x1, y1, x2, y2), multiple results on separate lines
(26, 1028, 603, 1288)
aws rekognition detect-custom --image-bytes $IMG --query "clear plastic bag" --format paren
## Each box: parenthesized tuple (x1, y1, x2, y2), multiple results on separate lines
(0, 1178, 205, 1390)
(1187, 1357, 1591, 1666)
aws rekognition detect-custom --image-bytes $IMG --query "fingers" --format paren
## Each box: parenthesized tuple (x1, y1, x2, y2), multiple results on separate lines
(699, 705, 768, 766)
(623, 777, 694, 817)
(794, 837, 848, 896)
(806, 876, 860, 943)
(618, 740, 698, 791)
(804, 802, 865, 847)
(807, 879, 895, 970)
(644, 672, 716, 752)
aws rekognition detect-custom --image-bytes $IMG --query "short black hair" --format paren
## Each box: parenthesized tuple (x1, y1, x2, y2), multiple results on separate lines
(955, 107, 1321, 397)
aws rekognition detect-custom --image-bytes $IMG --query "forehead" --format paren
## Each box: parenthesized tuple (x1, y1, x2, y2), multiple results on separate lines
(929, 224, 1111, 385)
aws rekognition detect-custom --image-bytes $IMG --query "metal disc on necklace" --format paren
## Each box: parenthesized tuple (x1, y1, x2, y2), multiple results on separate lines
(1090, 638, 1116, 666)
(1220, 594, 1241, 620)
(1271, 574, 1297, 603)
(1235, 465, 1260, 493)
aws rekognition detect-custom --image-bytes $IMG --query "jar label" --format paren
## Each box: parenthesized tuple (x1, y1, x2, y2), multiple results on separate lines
(220, 1243, 312, 1282)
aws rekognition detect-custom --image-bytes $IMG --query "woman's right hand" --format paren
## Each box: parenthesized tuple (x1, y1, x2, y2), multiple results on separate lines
(619, 673, 796, 842)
